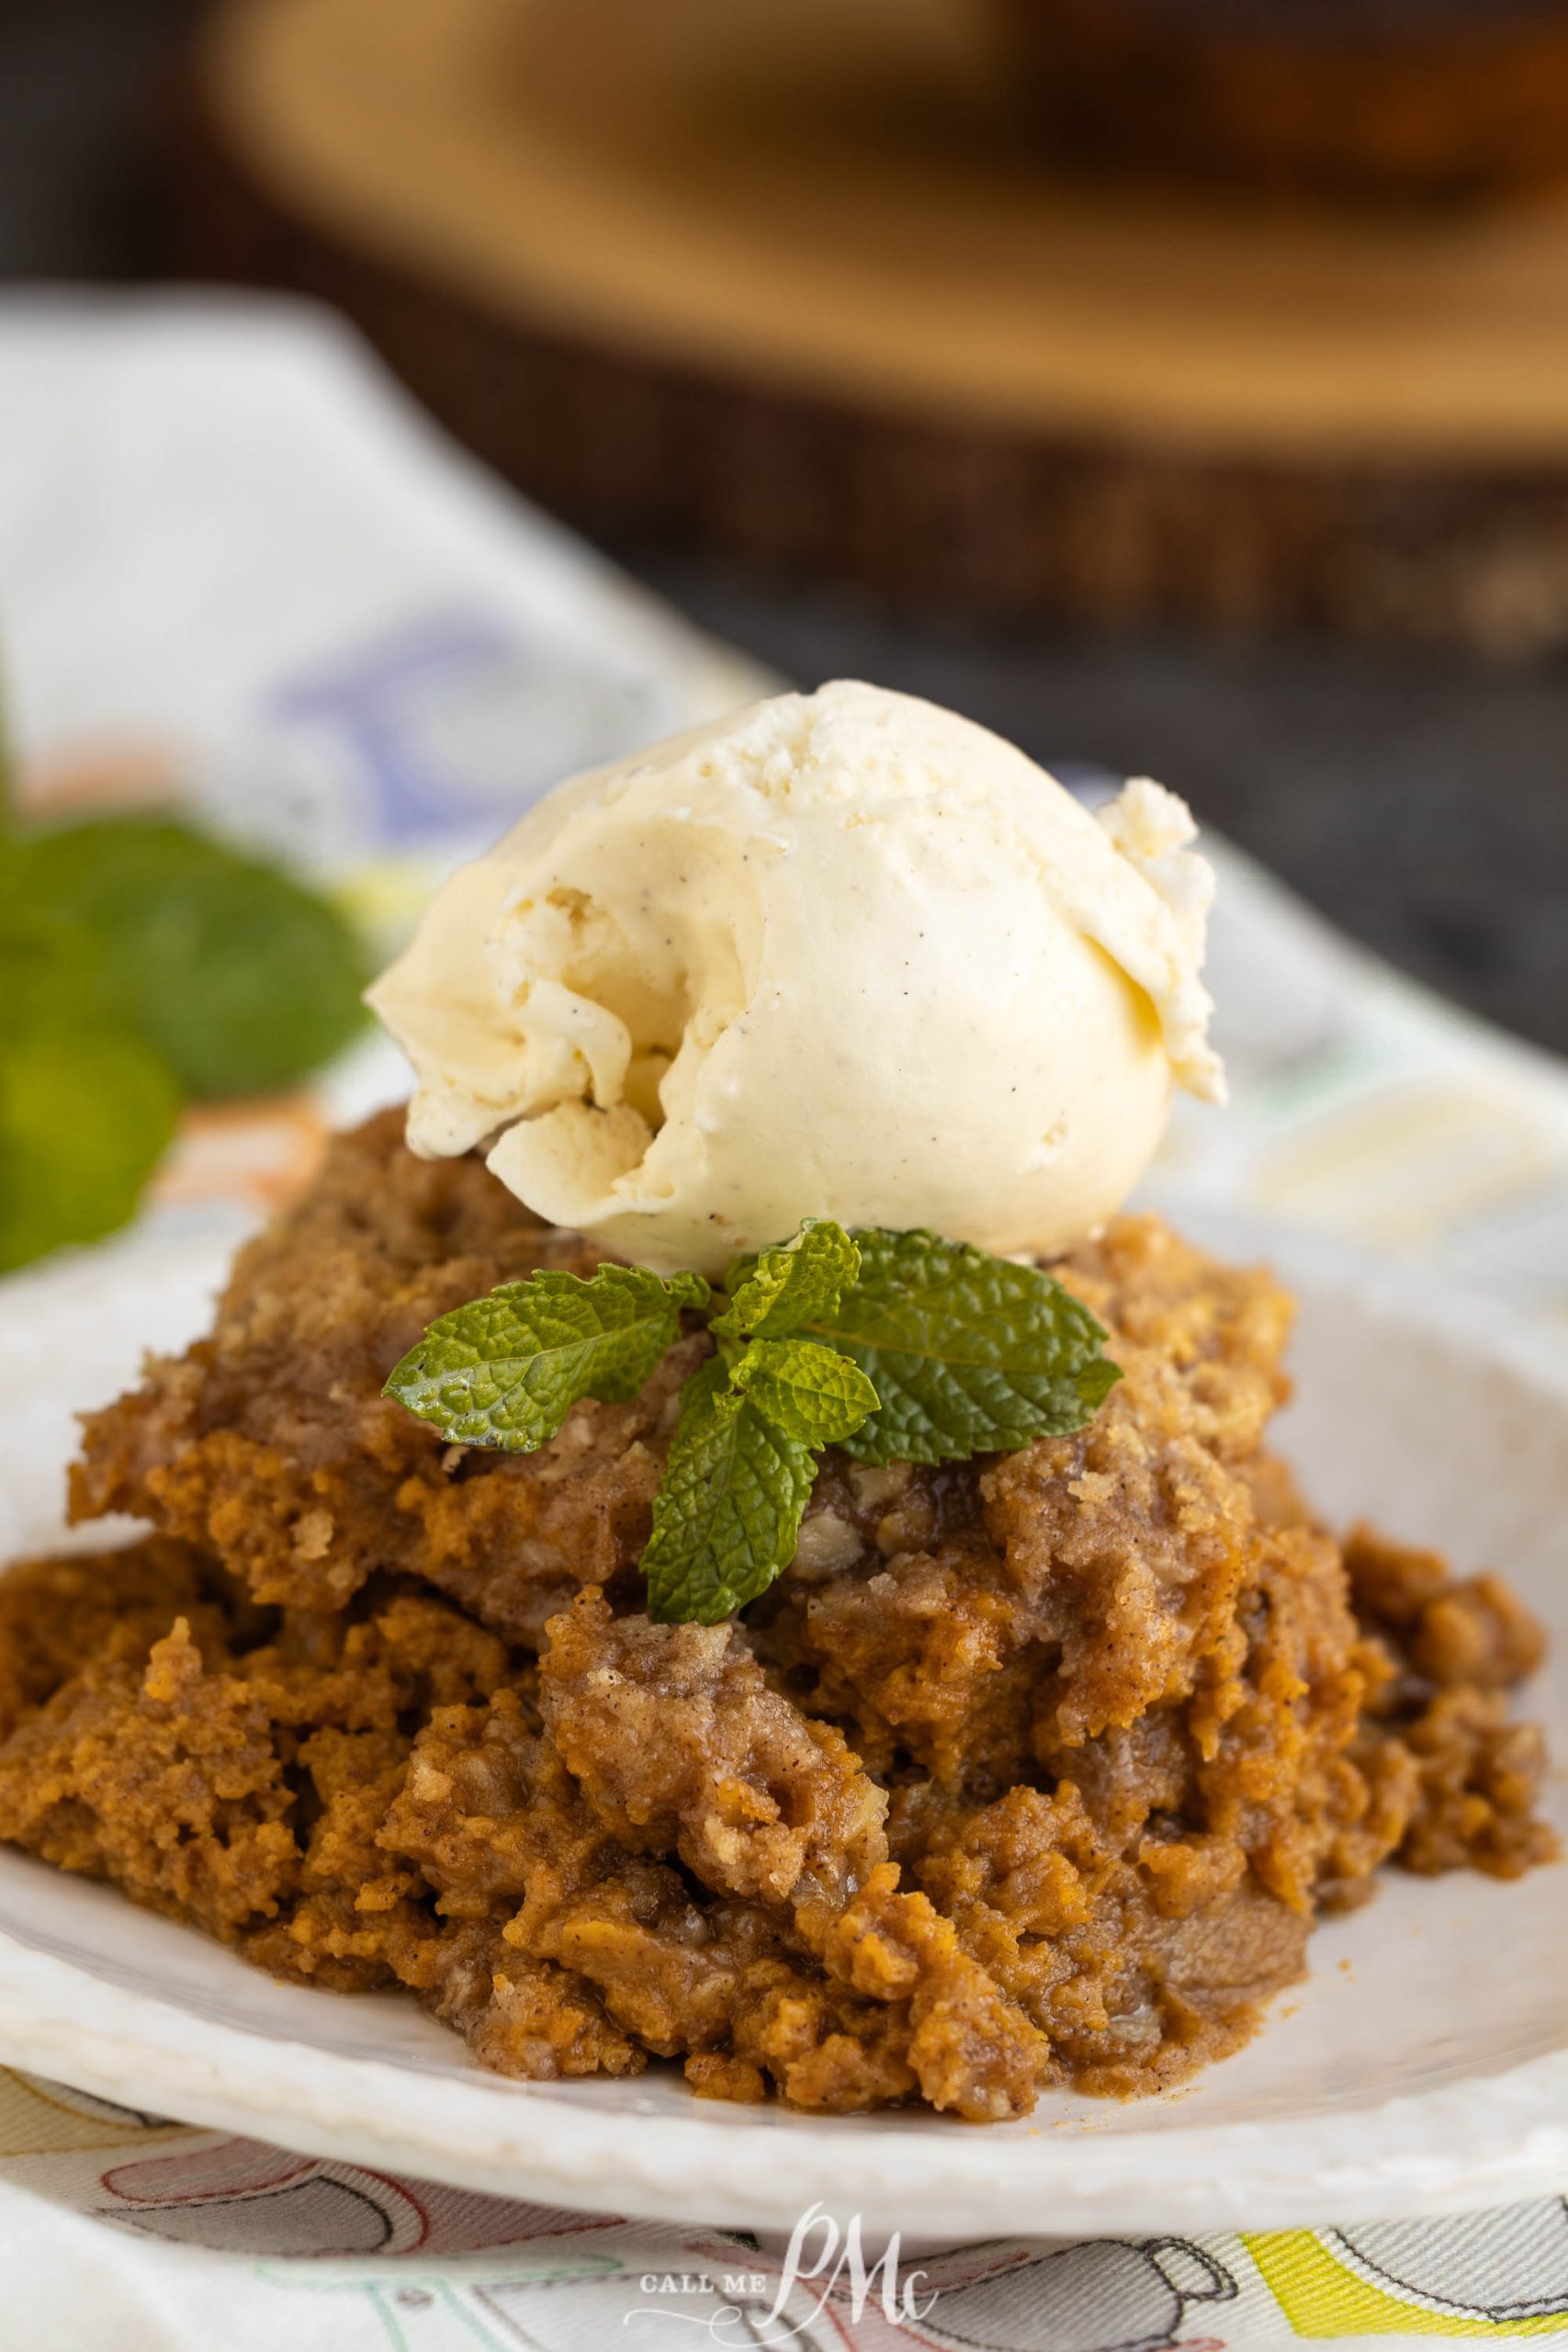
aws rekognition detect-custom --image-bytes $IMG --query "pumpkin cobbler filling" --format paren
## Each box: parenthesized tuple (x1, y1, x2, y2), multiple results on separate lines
(0, 1109, 1549, 2120)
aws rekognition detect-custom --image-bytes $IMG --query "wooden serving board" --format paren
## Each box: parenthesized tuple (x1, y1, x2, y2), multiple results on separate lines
(174, 0, 1568, 650)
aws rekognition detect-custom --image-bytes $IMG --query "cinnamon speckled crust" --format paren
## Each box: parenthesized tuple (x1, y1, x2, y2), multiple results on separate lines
(0, 1537, 250, 1742)
(0, 1117, 1552, 2115)
(1344, 1522, 1557, 1880)
(539, 1591, 1043, 2119)
(0, 1612, 300, 1942)
(69, 1109, 699, 1638)
(540, 1594, 889, 1910)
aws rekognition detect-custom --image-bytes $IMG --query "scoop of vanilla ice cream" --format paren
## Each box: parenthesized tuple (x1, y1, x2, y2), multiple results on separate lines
(368, 682, 1223, 1276)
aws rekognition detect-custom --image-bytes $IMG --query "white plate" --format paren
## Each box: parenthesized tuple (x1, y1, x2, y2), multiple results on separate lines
(0, 1211, 1564, 2240)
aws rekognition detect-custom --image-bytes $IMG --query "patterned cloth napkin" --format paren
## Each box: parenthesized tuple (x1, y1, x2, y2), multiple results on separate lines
(3, 293, 1567, 2349)
(9, 2064, 1568, 2349)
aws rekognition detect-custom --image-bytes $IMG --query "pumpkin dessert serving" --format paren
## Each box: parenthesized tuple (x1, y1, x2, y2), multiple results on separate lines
(0, 685, 1551, 2121)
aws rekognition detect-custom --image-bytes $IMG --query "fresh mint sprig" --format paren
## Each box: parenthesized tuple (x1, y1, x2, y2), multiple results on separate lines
(712, 1217, 861, 1340)
(385, 1264, 710, 1451)
(384, 1216, 1120, 1624)
(726, 1336, 880, 1447)
(787, 1226, 1122, 1465)
(639, 1357, 818, 1625)
(643, 1228, 878, 1622)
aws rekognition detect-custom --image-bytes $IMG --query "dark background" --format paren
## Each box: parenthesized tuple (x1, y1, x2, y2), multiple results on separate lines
(4, 0, 1565, 1055)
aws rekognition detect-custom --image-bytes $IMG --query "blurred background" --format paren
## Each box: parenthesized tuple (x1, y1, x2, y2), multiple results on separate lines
(4, 0, 1568, 1299)
(6, 0, 1568, 1049)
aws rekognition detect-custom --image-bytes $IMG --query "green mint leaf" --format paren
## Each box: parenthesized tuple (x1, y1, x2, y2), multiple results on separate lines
(642, 1357, 817, 1623)
(800, 1227, 1121, 1464)
(384, 1264, 709, 1453)
(0, 1012, 180, 1273)
(13, 817, 368, 1099)
(712, 1218, 860, 1339)
(728, 1336, 879, 1448)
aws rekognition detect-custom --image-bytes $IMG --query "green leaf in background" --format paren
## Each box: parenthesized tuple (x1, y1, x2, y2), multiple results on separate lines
(0, 858, 180, 1267)
(12, 818, 369, 1100)
(713, 1218, 860, 1340)
(0, 891, 105, 1025)
(641, 1356, 818, 1624)
(728, 1335, 879, 1448)
(383, 1264, 711, 1452)
(799, 1227, 1121, 1465)
(0, 1012, 180, 1273)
